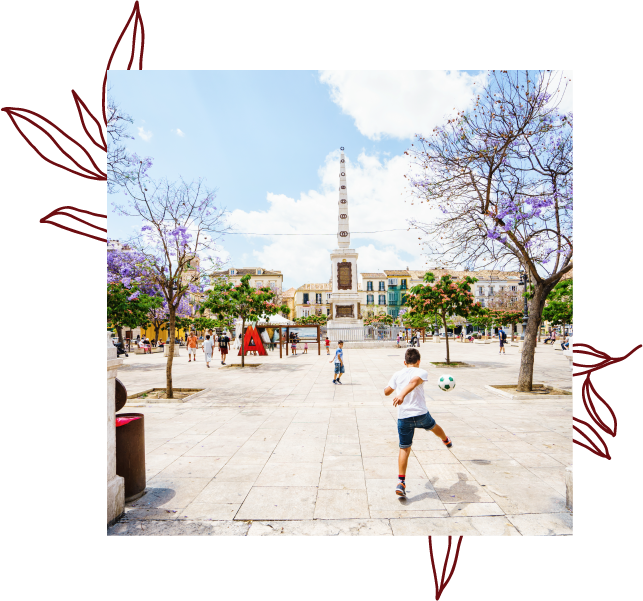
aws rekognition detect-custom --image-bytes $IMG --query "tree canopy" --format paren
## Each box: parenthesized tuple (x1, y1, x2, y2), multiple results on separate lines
(406, 272, 478, 363)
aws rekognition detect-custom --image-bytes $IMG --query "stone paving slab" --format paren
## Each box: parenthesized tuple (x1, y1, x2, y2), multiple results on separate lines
(109, 345, 572, 536)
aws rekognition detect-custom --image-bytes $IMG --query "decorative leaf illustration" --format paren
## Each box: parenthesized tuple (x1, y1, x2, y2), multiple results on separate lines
(72, 90, 106, 151)
(581, 373, 617, 437)
(102, 1, 145, 125)
(1, 107, 106, 180)
(428, 536, 463, 600)
(573, 342, 643, 377)
(40, 206, 107, 243)
(573, 416, 611, 460)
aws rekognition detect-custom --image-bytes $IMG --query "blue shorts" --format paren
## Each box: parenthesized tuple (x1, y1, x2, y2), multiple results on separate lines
(334, 364, 345, 375)
(397, 412, 436, 448)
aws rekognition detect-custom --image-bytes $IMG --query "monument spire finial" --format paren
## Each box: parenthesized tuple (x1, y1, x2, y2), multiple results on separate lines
(338, 148, 349, 249)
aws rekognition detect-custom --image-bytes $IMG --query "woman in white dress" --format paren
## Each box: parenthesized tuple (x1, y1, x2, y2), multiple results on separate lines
(203, 334, 214, 368)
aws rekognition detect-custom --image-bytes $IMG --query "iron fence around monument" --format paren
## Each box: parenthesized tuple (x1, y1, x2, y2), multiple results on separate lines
(325, 326, 405, 342)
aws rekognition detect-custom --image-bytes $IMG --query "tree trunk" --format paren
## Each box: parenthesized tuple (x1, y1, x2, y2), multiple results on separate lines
(154, 323, 160, 345)
(241, 317, 245, 367)
(166, 308, 175, 399)
(442, 312, 450, 364)
(116, 326, 123, 343)
(516, 283, 554, 392)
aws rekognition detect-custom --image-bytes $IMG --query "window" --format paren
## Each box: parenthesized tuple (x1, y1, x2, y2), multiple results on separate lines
(316, 293, 322, 304)
(499, 286, 504, 292)
(303, 293, 309, 304)
(401, 279, 407, 289)
(379, 294, 386, 305)
(367, 294, 374, 304)
(489, 286, 494, 295)
(367, 281, 373, 291)
(478, 287, 483, 295)
(388, 278, 398, 286)
(230, 269, 236, 275)
(255, 280, 263, 288)
(326, 293, 331, 303)
(379, 281, 386, 291)
(511, 285, 517, 292)
(401, 294, 407, 304)
(327, 308, 330, 316)
(303, 309, 310, 317)
(480, 299, 485, 307)
(257, 269, 262, 275)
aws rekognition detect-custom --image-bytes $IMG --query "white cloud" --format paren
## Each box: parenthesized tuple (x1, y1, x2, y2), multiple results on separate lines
(137, 126, 153, 141)
(319, 70, 487, 140)
(172, 128, 185, 137)
(228, 150, 438, 287)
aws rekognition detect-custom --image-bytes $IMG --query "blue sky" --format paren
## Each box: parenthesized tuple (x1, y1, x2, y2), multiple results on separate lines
(107, 70, 496, 288)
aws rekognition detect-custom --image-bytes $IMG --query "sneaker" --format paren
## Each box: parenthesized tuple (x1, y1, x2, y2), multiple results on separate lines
(333, 379, 337, 384)
(442, 437, 453, 448)
(337, 380, 343, 385)
(396, 482, 406, 497)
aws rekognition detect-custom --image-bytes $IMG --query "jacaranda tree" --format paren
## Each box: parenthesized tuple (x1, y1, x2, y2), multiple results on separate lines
(407, 70, 572, 390)
(406, 272, 478, 363)
(112, 160, 228, 398)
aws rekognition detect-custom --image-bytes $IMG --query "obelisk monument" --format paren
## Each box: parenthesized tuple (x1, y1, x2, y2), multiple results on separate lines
(327, 148, 364, 340)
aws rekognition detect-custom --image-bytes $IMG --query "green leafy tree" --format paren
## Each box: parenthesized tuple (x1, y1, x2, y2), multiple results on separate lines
(192, 316, 219, 335)
(201, 274, 288, 366)
(364, 314, 394, 326)
(107, 283, 158, 342)
(406, 272, 478, 363)
(542, 279, 573, 332)
(468, 308, 494, 337)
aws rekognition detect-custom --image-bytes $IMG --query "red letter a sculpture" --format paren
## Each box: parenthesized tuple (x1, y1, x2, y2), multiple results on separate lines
(238, 325, 267, 356)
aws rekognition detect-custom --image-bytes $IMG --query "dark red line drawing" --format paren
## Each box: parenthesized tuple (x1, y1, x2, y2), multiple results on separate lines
(0, 1, 145, 243)
(572, 343, 642, 459)
(428, 536, 463, 600)
(40, 206, 108, 243)
(102, 1, 145, 126)
(1, 107, 106, 180)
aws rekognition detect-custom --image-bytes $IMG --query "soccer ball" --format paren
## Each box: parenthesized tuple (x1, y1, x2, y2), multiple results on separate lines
(438, 374, 456, 391)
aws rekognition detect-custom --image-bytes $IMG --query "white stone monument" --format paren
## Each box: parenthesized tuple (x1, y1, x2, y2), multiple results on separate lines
(327, 149, 364, 341)
(107, 332, 125, 524)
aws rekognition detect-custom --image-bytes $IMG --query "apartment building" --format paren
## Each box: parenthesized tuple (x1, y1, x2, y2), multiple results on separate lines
(210, 267, 283, 294)
(294, 282, 334, 318)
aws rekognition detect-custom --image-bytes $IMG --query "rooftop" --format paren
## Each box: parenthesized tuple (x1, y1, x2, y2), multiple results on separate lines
(361, 273, 387, 278)
(211, 268, 282, 277)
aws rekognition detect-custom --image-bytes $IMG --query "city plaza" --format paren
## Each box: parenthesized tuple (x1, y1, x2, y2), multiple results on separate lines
(108, 149, 572, 536)
(108, 339, 572, 536)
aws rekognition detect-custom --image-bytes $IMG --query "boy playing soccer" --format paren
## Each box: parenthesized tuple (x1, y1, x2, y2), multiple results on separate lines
(384, 348, 452, 497)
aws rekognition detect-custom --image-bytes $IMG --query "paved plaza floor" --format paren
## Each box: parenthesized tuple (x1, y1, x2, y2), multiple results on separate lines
(108, 341, 573, 536)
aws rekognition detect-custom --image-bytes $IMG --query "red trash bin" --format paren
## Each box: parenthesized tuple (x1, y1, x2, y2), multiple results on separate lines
(115, 413, 146, 502)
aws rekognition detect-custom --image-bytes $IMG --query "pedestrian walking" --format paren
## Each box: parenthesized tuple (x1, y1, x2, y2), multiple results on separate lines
(383, 348, 452, 498)
(218, 331, 230, 365)
(303, 342, 308, 354)
(291, 339, 297, 355)
(396, 334, 400, 348)
(499, 327, 507, 354)
(325, 337, 330, 355)
(203, 334, 214, 368)
(187, 331, 198, 362)
(331, 341, 345, 384)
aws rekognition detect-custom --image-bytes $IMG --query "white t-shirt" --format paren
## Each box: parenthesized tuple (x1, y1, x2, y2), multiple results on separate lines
(204, 339, 214, 353)
(388, 367, 430, 419)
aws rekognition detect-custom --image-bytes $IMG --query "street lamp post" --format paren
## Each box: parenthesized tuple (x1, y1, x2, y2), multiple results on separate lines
(519, 270, 529, 342)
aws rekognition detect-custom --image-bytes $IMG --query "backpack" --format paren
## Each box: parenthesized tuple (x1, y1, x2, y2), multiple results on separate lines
(501, 331, 507, 342)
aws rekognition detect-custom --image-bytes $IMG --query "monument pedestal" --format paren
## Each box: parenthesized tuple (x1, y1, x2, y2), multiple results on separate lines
(107, 333, 125, 525)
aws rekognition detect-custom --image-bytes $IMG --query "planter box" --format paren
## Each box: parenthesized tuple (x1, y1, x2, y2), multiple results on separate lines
(485, 384, 572, 401)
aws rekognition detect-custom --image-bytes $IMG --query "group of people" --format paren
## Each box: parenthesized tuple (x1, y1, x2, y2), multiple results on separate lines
(544, 330, 571, 350)
(186, 329, 230, 368)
